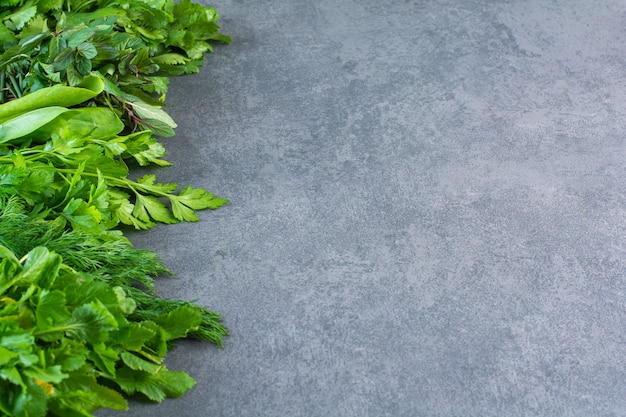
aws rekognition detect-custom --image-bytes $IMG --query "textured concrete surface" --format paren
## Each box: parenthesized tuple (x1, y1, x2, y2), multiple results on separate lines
(98, 1, 626, 416)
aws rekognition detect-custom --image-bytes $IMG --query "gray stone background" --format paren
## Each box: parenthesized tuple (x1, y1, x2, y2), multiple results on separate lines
(98, 1, 626, 416)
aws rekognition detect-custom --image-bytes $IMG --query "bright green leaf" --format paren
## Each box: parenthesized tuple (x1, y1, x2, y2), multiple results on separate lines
(153, 305, 201, 341)
(35, 290, 71, 339)
(87, 342, 118, 376)
(134, 194, 178, 225)
(0, 76, 104, 123)
(3, 4, 37, 31)
(23, 364, 68, 384)
(120, 351, 161, 374)
(113, 366, 196, 402)
(0, 107, 68, 144)
(66, 300, 118, 344)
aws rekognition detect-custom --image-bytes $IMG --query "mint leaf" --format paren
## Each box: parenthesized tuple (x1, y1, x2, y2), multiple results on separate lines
(137, 117, 175, 137)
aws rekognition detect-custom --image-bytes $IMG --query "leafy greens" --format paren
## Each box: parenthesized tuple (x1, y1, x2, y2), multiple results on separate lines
(0, 239, 203, 416)
(0, 0, 232, 415)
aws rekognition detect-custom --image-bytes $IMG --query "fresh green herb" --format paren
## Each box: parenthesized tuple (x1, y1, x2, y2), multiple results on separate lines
(0, 196, 228, 345)
(0, 0, 232, 415)
(0, 240, 209, 417)
(0, 0, 231, 132)
(0, 75, 227, 233)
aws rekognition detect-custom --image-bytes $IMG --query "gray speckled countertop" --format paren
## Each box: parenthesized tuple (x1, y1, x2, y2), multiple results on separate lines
(98, 1, 626, 416)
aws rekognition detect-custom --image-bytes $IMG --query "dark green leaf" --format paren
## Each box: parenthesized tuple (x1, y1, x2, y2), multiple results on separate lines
(66, 62, 83, 86)
(136, 117, 175, 137)
(52, 47, 75, 72)
(93, 42, 119, 60)
(66, 27, 98, 48)
(77, 42, 97, 59)
(75, 55, 92, 74)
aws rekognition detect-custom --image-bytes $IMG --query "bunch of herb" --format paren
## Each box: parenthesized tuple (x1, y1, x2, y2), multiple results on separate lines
(0, 239, 213, 417)
(0, 75, 227, 233)
(0, 0, 231, 134)
(0, 196, 228, 345)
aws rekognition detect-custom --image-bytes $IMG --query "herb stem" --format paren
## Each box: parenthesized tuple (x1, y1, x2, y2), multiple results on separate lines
(8, 73, 22, 98)
(52, 168, 171, 198)
(0, 71, 5, 103)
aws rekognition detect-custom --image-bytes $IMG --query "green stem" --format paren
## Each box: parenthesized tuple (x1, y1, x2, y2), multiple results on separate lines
(75, 0, 97, 12)
(0, 151, 174, 202)
(8, 73, 22, 99)
(0, 71, 5, 103)
(54, 168, 171, 198)
(34, 323, 78, 337)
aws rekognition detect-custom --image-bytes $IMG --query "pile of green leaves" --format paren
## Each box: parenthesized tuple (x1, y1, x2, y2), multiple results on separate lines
(1, 0, 230, 134)
(0, 243, 197, 416)
(0, 0, 231, 415)
(0, 76, 227, 233)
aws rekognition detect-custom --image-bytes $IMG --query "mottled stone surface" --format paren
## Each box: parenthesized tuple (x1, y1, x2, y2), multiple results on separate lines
(98, 1, 626, 416)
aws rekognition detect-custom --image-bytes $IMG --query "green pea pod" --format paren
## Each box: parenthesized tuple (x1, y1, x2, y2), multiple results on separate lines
(0, 107, 69, 144)
(0, 75, 104, 123)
